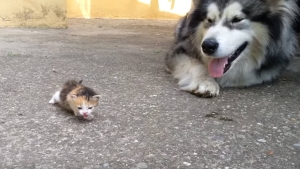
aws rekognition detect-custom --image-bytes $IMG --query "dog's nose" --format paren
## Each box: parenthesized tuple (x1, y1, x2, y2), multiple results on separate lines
(202, 38, 219, 55)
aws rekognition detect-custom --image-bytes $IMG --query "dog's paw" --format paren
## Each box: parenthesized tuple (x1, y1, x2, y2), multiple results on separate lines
(178, 78, 220, 97)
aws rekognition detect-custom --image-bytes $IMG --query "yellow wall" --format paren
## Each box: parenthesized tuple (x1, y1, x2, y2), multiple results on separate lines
(0, 0, 193, 28)
(0, 0, 67, 28)
(67, 0, 193, 19)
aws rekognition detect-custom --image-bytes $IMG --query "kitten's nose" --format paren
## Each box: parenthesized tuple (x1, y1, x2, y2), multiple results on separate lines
(83, 112, 88, 116)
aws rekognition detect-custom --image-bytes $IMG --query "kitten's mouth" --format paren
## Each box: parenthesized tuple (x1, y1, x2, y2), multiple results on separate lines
(83, 113, 88, 118)
(208, 42, 248, 78)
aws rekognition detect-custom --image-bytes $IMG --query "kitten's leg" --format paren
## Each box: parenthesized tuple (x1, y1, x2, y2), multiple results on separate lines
(70, 107, 80, 116)
(73, 111, 80, 116)
(49, 91, 61, 104)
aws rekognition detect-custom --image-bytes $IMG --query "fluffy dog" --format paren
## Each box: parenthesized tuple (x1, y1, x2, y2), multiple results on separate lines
(166, 0, 299, 97)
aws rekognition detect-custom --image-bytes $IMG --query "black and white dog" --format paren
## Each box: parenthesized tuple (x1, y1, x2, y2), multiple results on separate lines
(166, 0, 299, 97)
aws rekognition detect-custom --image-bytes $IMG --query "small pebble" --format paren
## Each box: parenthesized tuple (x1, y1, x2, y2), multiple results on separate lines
(146, 154, 154, 158)
(183, 162, 191, 166)
(282, 126, 289, 130)
(272, 127, 278, 129)
(286, 145, 294, 150)
(134, 140, 139, 143)
(257, 123, 263, 126)
(258, 139, 267, 143)
(193, 153, 198, 155)
(266, 150, 274, 155)
(137, 162, 148, 169)
(225, 167, 229, 169)
(103, 163, 110, 168)
(291, 118, 297, 122)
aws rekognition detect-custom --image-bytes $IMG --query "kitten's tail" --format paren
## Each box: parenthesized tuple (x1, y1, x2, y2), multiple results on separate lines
(78, 80, 83, 84)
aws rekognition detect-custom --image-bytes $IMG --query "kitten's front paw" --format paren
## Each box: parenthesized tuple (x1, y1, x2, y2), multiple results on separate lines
(178, 77, 220, 98)
(49, 99, 55, 104)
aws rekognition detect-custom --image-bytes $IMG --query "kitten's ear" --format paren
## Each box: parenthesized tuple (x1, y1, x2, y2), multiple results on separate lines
(91, 95, 100, 102)
(70, 94, 77, 98)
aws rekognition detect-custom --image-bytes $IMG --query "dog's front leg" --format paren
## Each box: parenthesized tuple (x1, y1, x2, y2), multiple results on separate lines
(167, 53, 220, 97)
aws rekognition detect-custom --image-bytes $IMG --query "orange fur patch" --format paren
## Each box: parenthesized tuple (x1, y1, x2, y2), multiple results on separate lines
(67, 86, 99, 107)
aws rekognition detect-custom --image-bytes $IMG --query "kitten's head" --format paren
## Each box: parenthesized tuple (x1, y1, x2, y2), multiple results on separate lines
(70, 94, 100, 118)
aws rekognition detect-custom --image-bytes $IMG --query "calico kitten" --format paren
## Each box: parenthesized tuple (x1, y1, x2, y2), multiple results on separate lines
(49, 80, 100, 120)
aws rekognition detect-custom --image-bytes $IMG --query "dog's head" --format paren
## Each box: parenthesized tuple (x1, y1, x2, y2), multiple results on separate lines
(188, 0, 296, 78)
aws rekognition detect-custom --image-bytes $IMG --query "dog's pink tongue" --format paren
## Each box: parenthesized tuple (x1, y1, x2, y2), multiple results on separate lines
(208, 57, 228, 78)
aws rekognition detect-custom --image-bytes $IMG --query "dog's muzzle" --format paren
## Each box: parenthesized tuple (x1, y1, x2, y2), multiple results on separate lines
(202, 41, 248, 78)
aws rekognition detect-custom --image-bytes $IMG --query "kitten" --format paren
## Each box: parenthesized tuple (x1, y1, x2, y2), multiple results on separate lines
(49, 80, 100, 120)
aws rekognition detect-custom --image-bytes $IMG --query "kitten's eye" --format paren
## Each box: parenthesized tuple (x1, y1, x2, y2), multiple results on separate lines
(232, 17, 244, 23)
(78, 107, 82, 110)
(88, 107, 93, 109)
(207, 18, 213, 23)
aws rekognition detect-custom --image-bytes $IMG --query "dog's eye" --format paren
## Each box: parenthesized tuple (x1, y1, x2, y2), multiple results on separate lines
(232, 17, 244, 23)
(78, 107, 82, 110)
(88, 107, 93, 109)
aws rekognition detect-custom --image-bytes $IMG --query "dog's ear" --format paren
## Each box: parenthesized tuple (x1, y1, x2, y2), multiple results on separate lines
(192, 0, 200, 6)
(264, 0, 298, 15)
(264, 0, 283, 6)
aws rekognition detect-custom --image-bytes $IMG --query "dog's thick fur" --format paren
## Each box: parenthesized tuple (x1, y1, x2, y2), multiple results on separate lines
(166, 0, 299, 97)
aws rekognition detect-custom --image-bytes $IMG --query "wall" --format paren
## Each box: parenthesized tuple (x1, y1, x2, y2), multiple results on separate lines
(0, 0, 67, 28)
(0, 0, 193, 28)
(67, 0, 193, 19)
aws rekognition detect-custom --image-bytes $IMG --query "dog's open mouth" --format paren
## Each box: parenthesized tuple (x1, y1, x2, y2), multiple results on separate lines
(208, 42, 248, 78)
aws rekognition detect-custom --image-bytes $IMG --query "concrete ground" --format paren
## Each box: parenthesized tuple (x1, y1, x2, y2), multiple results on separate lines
(0, 19, 299, 169)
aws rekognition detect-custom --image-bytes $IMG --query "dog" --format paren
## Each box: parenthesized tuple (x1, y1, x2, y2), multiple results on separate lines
(165, 0, 299, 98)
